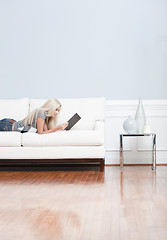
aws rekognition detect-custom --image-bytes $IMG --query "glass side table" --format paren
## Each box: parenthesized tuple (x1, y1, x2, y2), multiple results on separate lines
(120, 133, 156, 171)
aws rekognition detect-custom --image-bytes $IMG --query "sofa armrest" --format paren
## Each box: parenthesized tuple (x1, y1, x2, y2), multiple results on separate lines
(94, 121, 104, 131)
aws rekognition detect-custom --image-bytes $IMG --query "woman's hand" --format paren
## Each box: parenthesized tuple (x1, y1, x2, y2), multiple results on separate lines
(56, 122, 68, 131)
(37, 119, 68, 134)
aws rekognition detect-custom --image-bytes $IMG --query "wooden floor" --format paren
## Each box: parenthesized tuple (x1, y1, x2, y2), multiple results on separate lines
(0, 165, 167, 240)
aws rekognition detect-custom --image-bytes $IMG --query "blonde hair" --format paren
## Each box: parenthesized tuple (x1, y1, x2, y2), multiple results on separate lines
(23, 98, 61, 130)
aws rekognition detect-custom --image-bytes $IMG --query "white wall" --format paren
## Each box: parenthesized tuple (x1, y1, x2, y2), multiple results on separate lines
(105, 99, 167, 164)
(0, 0, 167, 99)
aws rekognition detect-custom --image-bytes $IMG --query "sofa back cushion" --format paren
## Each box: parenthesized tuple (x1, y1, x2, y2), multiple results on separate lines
(0, 98, 29, 121)
(29, 98, 105, 130)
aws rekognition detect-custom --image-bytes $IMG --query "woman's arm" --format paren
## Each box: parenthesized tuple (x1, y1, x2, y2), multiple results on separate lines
(37, 118, 68, 134)
(44, 122, 48, 131)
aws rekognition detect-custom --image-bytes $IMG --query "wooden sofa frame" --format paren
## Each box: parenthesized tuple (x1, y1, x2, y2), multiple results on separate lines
(0, 158, 105, 172)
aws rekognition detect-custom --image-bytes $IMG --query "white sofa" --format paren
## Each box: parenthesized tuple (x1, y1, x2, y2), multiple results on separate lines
(0, 97, 105, 171)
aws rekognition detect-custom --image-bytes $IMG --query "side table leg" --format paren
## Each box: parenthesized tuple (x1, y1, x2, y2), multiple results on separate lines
(120, 135, 123, 171)
(152, 134, 156, 170)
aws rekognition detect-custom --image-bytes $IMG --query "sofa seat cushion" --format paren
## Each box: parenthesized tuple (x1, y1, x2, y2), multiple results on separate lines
(0, 132, 22, 147)
(21, 130, 104, 147)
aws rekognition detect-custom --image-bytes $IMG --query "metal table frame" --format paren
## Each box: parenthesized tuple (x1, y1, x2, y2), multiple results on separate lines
(120, 133, 156, 171)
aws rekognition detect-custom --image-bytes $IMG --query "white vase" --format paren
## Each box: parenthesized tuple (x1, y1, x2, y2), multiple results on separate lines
(135, 97, 146, 133)
(123, 115, 137, 134)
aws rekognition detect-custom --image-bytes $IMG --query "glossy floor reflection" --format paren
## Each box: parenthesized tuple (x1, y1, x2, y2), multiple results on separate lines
(0, 166, 167, 240)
